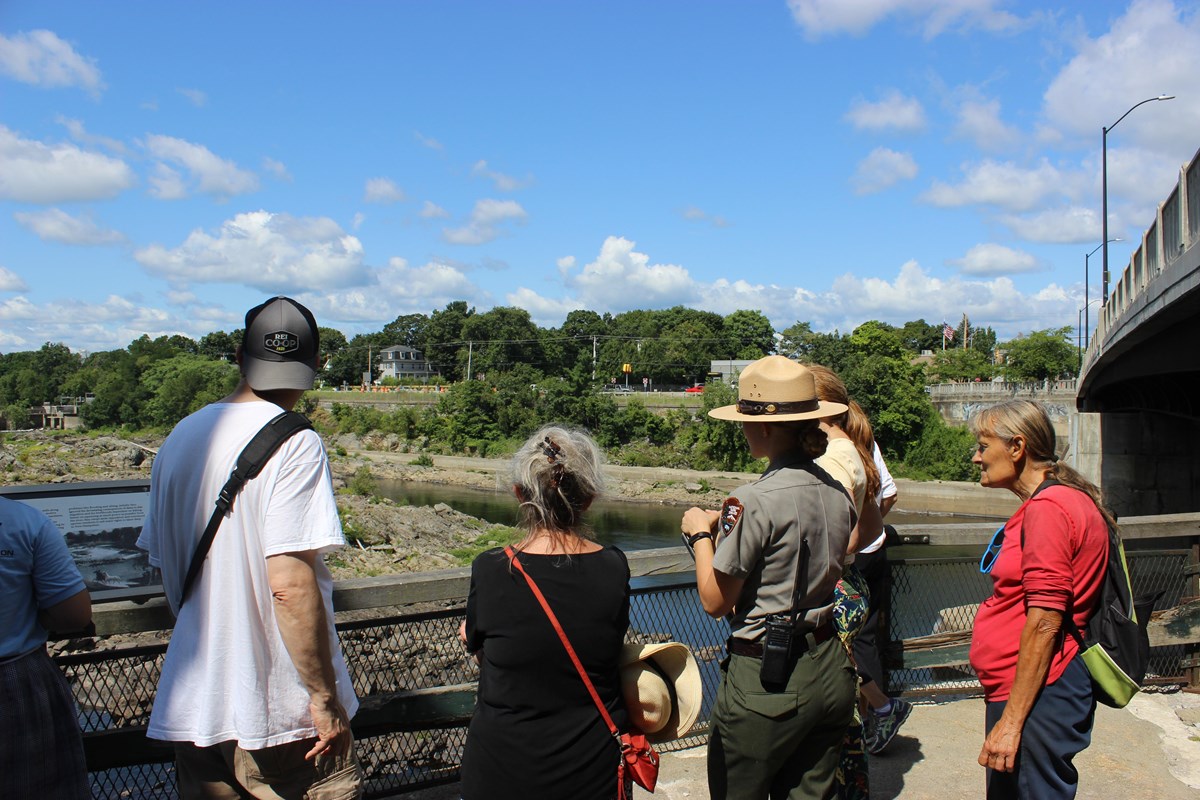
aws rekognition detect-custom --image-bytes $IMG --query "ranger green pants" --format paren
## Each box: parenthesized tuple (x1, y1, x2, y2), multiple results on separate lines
(708, 637, 856, 800)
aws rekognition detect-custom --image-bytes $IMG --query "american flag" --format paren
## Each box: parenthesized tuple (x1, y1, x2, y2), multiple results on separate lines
(943, 322, 956, 341)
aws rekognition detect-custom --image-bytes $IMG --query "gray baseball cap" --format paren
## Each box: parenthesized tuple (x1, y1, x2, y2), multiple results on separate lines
(242, 296, 320, 391)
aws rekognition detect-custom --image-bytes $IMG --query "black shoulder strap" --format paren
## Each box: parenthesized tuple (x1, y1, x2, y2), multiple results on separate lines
(178, 410, 314, 607)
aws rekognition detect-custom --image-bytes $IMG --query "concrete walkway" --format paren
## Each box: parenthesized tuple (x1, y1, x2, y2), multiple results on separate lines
(407, 689, 1200, 799)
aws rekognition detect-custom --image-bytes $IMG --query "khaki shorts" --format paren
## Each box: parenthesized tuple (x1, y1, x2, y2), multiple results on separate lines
(175, 736, 363, 800)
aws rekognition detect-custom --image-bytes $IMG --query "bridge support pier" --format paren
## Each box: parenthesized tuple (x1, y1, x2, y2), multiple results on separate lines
(1075, 410, 1200, 518)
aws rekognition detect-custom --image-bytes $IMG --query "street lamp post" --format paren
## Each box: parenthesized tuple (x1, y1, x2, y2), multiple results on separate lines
(1102, 94, 1174, 305)
(1085, 239, 1119, 345)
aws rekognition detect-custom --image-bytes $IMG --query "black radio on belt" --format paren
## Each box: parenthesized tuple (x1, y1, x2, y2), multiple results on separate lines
(760, 613, 793, 685)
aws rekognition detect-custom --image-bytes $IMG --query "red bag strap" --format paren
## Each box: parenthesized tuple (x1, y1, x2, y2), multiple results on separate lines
(505, 546, 619, 737)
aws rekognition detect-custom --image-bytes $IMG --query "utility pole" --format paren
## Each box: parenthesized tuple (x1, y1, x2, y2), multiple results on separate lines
(592, 335, 598, 381)
(467, 341, 473, 381)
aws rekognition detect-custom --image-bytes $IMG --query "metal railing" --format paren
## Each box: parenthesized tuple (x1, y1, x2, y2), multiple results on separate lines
(927, 380, 1077, 398)
(1087, 143, 1200, 369)
(63, 527, 1197, 799)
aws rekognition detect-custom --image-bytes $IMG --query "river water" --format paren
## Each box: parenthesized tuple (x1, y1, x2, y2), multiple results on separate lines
(376, 479, 994, 553)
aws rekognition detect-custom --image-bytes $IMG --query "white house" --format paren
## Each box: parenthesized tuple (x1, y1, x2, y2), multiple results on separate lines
(377, 346, 437, 382)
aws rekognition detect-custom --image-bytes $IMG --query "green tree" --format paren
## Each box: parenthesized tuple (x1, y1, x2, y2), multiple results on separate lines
(198, 330, 238, 362)
(929, 347, 994, 383)
(553, 309, 609, 377)
(1001, 327, 1076, 381)
(141, 354, 239, 428)
(849, 321, 905, 360)
(775, 321, 814, 360)
(422, 301, 474, 381)
(459, 306, 544, 378)
(692, 382, 756, 471)
(380, 314, 427, 349)
(897, 319, 943, 354)
(904, 407, 981, 481)
(968, 325, 998, 357)
(722, 310, 775, 359)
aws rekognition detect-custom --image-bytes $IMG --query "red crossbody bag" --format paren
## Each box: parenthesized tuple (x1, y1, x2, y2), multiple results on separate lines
(505, 547, 659, 798)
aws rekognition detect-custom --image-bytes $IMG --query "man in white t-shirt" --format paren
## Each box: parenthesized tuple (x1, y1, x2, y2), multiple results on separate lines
(138, 297, 362, 799)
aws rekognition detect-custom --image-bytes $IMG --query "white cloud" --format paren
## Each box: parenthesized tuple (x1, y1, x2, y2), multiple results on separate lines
(788, 0, 1023, 39)
(176, 87, 207, 107)
(165, 289, 197, 306)
(134, 210, 371, 293)
(506, 240, 1078, 339)
(148, 163, 188, 200)
(1000, 206, 1098, 244)
(953, 97, 1020, 150)
(443, 198, 528, 245)
(13, 208, 126, 246)
(0, 29, 104, 95)
(845, 90, 926, 132)
(948, 243, 1040, 276)
(351, 212, 365, 230)
(300, 256, 480, 323)
(0, 266, 29, 292)
(922, 158, 1077, 212)
(852, 147, 919, 194)
(414, 131, 444, 151)
(262, 157, 292, 182)
(364, 177, 406, 204)
(0, 294, 185, 352)
(1042, 0, 1200, 154)
(419, 200, 450, 219)
(681, 206, 730, 227)
(567, 236, 698, 308)
(556, 255, 576, 282)
(505, 288, 584, 323)
(471, 160, 531, 191)
(56, 116, 126, 154)
(143, 134, 259, 197)
(0, 125, 135, 203)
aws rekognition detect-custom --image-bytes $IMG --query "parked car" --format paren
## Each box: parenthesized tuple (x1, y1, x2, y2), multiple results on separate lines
(685, 385, 704, 393)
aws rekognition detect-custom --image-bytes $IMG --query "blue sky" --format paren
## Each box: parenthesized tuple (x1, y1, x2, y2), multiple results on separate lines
(2, 0, 1199, 353)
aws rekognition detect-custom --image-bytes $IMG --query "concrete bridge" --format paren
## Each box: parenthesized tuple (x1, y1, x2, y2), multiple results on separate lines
(928, 380, 1077, 449)
(1075, 144, 1200, 517)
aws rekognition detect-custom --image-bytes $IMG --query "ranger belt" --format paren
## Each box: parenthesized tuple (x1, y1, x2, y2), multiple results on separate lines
(727, 622, 835, 658)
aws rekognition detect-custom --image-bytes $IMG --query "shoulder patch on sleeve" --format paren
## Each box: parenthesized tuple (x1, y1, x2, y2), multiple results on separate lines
(720, 497, 744, 536)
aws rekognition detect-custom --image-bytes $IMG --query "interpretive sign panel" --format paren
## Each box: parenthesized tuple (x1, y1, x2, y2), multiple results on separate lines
(0, 480, 155, 591)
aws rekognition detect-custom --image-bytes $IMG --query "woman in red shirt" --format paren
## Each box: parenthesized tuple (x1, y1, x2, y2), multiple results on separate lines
(968, 400, 1110, 799)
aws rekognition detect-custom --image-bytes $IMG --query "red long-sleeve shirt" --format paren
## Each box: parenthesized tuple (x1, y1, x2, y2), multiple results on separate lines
(969, 484, 1108, 701)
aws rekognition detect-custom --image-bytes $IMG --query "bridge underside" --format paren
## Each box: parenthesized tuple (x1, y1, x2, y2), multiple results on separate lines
(1076, 277, 1200, 517)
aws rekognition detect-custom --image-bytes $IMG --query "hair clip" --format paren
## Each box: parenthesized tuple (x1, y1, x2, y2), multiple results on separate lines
(542, 436, 563, 463)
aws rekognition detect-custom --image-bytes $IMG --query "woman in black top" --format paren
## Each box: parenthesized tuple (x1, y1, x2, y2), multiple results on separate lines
(460, 424, 630, 800)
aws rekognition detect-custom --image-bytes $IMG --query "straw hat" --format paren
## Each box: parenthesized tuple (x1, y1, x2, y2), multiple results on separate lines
(619, 642, 702, 744)
(708, 355, 847, 423)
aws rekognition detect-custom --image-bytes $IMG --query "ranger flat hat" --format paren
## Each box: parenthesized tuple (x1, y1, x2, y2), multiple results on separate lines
(242, 296, 320, 391)
(709, 355, 847, 422)
(619, 642, 702, 744)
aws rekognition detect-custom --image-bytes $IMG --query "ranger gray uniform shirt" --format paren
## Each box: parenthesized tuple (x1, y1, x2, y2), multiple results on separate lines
(711, 454, 855, 642)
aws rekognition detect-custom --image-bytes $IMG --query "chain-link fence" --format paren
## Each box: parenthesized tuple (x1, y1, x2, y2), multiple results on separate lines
(885, 549, 1191, 695)
(66, 551, 1191, 798)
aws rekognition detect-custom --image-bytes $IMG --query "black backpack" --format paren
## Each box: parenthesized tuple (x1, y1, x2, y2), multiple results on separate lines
(1025, 479, 1161, 708)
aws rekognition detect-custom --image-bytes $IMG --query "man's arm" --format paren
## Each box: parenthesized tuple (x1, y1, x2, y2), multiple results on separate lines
(267, 550, 352, 761)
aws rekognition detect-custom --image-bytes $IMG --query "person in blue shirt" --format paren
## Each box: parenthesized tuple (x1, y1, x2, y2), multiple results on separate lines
(0, 495, 92, 799)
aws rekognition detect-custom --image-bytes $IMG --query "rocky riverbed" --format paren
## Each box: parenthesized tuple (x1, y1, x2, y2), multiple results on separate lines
(1, 429, 732, 581)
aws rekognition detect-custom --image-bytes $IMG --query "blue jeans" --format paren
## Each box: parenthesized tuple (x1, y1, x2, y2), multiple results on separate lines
(984, 656, 1096, 799)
